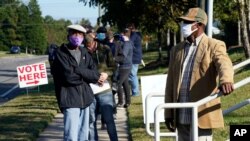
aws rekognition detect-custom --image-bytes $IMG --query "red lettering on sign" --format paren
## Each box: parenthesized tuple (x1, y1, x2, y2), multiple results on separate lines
(39, 64, 45, 71)
(19, 75, 26, 81)
(27, 73, 32, 80)
(33, 73, 40, 79)
(32, 64, 38, 71)
(40, 72, 46, 78)
(18, 67, 25, 73)
(17, 63, 48, 88)
(25, 66, 32, 72)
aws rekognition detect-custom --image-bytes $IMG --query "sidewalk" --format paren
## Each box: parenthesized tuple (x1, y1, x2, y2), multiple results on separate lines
(36, 107, 130, 141)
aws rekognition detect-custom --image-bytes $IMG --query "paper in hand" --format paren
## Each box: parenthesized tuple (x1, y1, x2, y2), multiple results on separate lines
(90, 80, 111, 94)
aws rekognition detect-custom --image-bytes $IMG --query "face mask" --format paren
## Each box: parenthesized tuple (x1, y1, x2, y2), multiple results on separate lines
(181, 23, 198, 38)
(69, 35, 83, 47)
(96, 33, 106, 41)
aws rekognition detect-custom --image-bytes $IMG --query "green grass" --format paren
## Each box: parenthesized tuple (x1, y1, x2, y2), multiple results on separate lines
(0, 82, 59, 141)
(128, 48, 250, 141)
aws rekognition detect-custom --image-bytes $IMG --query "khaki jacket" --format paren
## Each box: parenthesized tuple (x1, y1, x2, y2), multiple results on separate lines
(164, 34, 234, 129)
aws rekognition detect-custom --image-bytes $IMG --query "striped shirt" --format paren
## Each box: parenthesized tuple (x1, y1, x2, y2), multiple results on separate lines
(178, 34, 204, 124)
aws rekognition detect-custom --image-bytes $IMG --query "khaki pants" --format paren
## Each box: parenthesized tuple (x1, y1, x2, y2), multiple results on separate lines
(177, 124, 212, 141)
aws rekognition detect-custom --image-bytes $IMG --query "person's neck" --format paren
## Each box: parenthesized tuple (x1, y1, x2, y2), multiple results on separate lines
(186, 31, 203, 43)
(67, 43, 79, 50)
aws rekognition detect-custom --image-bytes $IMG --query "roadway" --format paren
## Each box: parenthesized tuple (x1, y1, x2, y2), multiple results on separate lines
(0, 55, 48, 103)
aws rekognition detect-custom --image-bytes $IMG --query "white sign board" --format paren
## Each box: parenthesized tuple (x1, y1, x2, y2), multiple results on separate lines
(141, 74, 167, 124)
(17, 62, 48, 88)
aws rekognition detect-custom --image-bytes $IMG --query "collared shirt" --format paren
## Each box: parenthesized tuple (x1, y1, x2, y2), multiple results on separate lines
(178, 33, 204, 124)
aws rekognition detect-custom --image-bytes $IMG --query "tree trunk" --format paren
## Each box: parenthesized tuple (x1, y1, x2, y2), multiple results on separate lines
(244, 0, 250, 34)
(157, 16, 162, 61)
(237, 0, 250, 58)
(238, 21, 242, 46)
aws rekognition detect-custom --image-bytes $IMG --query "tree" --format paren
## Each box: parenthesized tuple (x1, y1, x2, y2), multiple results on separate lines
(25, 0, 47, 54)
(237, 0, 250, 58)
(80, 0, 196, 61)
(0, 0, 20, 51)
(43, 16, 71, 46)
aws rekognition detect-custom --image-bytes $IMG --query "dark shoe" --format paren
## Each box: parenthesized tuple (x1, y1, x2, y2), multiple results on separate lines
(124, 103, 130, 108)
(116, 103, 124, 109)
(101, 123, 107, 130)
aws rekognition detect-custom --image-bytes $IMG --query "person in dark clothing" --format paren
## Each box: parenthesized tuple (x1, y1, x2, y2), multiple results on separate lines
(126, 23, 143, 97)
(114, 29, 133, 108)
(52, 24, 108, 141)
(48, 43, 58, 75)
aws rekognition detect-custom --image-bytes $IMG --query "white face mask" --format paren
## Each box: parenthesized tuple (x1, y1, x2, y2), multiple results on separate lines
(181, 22, 198, 38)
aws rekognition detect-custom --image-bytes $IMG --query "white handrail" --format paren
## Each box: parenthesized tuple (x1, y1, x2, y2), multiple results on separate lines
(223, 99, 250, 115)
(233, 58, 250, 70)
(144, 58, 250, 140)
(154, 77, 250, 141)
(145, 93, 177, 137)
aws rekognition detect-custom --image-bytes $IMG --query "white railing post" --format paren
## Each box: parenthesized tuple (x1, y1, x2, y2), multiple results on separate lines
(153, 77, 250, 140)
(193, 106, 199, 141)
(154, 105, 161, 141)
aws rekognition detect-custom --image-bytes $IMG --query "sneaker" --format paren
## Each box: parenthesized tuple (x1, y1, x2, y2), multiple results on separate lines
(113, 114, 117, 120)
(124, 103, 130, 108)
(132, 93, 140, 97)
(116, 103, 124, 109)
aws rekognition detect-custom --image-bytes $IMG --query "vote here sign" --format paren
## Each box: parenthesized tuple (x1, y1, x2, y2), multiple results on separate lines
(17, 62, 48, 88)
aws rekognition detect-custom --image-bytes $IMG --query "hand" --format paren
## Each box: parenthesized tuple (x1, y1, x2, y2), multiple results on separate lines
(98, 72, 108, 84)
(218, 82, 234, 95)
(165, 118, 175, 132)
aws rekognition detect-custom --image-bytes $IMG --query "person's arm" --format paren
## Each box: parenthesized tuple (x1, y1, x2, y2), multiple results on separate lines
(212, 40, 234, 95)
(164, 47, 175, 132)
(114, 42, 125, 63)
(53, 51, 83, 86)
(74, 53, 101, 84)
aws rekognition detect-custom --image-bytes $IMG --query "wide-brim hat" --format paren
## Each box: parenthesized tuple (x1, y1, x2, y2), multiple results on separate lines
(179, 7, 207, 25)
(67, 24, 86, 33)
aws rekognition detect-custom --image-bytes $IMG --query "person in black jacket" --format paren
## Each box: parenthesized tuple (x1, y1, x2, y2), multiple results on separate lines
(52, 24, 108, 141)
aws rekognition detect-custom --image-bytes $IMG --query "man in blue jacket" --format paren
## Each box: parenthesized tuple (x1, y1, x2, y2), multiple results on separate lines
(126, 23, 142, 96)
(52, 24, 108, 141)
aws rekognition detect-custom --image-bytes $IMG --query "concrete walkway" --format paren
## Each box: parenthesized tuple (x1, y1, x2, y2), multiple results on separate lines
(36, 107, 130, 141)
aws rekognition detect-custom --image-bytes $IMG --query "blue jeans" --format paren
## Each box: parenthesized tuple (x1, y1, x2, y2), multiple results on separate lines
(89, 91, 118, 141)
(63, 107, 90, 141)
(129, 64, 139, 95)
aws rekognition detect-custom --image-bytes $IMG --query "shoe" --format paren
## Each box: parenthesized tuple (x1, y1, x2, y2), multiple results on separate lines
(113, 114, 117, 120)
(132, 94, 139, 97)
(101, 123, 107, 130)
(124, 103, 130, 108)
(116, 103, 124, 109)
(132, 93, 140, 97)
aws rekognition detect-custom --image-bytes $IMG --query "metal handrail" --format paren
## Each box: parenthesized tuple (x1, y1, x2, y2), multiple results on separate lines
(145, 93, 177, 137)
(154, 77, 250, 141)
(144, 58, 250, 140)
(223, 99, 250, 115)
(233, 58, 250, 70)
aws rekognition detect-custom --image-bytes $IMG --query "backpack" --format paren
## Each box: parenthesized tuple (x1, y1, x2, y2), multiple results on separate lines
(114, 41, 125, 63)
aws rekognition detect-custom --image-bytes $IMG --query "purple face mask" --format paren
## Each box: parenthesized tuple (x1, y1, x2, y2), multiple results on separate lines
(69, 35, 84, 47)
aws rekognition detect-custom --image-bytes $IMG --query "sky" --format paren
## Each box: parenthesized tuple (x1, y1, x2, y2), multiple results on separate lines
(22, 0, 99, 26)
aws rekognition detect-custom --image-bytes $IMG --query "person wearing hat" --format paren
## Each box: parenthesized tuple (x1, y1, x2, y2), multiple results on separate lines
(52, 24, 108, 141)
(164, 7, 234, 141)
(85, 32, 118, 141)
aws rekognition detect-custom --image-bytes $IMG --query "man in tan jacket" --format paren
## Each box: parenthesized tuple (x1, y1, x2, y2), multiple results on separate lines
(164, 7, 234, 141)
